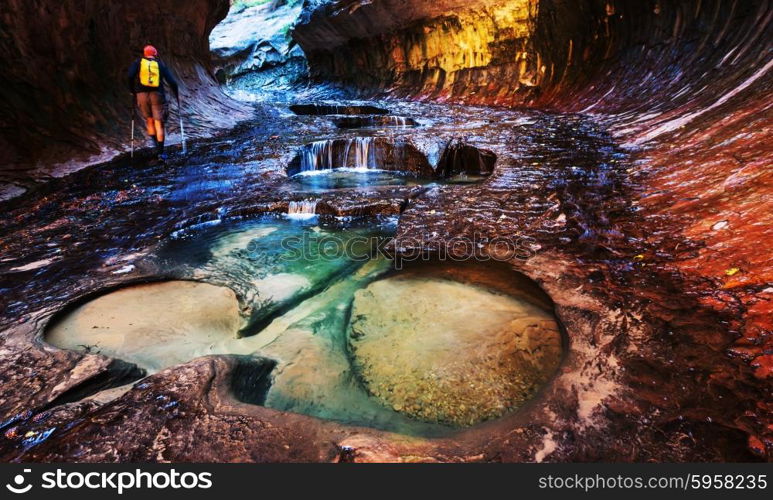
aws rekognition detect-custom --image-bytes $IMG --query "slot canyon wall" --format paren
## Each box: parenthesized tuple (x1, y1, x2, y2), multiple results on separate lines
(294, 0, 771, 111)
(0, 0, 248, 193)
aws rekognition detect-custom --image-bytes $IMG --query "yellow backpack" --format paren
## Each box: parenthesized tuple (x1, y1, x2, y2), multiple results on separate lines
(139, 58, 160, 88)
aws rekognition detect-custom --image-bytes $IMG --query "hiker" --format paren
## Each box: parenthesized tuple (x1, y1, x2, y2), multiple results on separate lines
(128, 45, 180, 160)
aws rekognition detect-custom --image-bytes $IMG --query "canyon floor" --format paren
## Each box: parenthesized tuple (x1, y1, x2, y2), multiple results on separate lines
(0, 80, 768, 462)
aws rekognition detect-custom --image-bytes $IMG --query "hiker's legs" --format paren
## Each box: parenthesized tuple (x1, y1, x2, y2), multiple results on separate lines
(154, 120, 165, 142)
(136, 92, 167, 159)
(149, 93, 166, 157)
(137, 93, 155, 139)
(137, 92, 166, 156)
(145, 118, 156, 138)
(152, 120, 165, 157)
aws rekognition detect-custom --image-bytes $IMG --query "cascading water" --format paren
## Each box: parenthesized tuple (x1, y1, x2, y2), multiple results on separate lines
(300, 137, 376, 172)
(287, 200, 318, 218)
(300, 141, 334, 172)
(342, 137, 374, 170)
(388, 116, 408, 127)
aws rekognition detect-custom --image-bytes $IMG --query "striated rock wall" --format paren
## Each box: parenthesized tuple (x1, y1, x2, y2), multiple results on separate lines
(294, 1, 770, 112)
(0, 0, 249, 184)
(294, 0, 538, 101)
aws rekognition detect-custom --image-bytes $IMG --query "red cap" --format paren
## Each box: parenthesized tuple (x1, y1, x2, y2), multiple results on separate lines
(143, 45, 158, 58)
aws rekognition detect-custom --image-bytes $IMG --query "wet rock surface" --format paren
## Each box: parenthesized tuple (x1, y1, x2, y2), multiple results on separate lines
(290, 104, 390, 116)
(333, 116, 418, 129)
(2, 357, 340, 463)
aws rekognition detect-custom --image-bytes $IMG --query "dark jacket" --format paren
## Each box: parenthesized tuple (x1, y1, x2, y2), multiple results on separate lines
(128, 57, 180, 98)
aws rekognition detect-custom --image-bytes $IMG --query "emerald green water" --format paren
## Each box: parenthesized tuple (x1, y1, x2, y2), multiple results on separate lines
(53, 215, 450, 436)
(163, 215, 461, 436)
(48, 214, 561, 437)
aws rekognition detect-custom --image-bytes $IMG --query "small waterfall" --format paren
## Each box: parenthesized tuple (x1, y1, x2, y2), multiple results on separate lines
(300, 137, 376, 172)
(389, 116, 408, 127)
(342, 137, 374, 169)
(287, 200, 318, 219)
(300, 141, 334, 172)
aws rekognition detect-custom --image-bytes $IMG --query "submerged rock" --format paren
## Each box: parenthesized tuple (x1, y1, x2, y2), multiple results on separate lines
(46, 281, 244, 373)
(348, 274, 562, 426)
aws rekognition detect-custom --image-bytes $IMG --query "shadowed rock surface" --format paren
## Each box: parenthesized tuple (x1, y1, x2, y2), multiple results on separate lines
(333, 116, 419, 129)
(435, 140, 497, 178)
(290, 104, 390, 115)
(0, 0, 249, 198)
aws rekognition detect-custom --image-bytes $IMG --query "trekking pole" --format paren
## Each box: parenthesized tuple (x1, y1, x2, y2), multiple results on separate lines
(130, 95, 135, 159)
(131, 118, 135, 158)
(177, 94, 187, 154)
